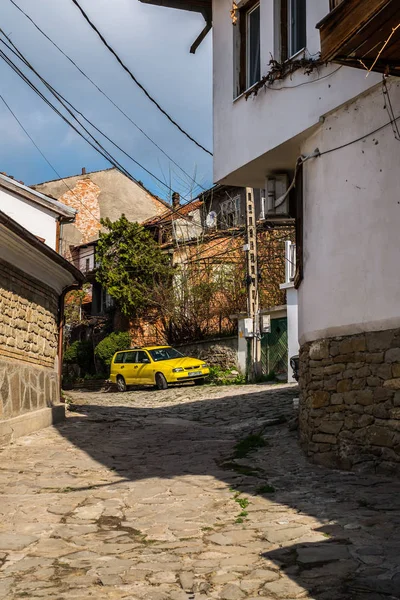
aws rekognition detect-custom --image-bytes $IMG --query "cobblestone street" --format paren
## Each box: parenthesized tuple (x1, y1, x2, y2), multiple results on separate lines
(1, 382, 400, 599)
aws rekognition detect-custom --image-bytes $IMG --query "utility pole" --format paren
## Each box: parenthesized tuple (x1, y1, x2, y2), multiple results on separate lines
(245, 187, 261, 381)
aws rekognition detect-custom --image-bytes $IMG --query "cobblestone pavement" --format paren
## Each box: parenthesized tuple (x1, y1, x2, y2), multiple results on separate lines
(1, 383, 400, 599)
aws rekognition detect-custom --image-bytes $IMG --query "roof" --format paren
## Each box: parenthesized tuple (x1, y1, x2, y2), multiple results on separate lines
(139, 0, 211, 21)
(33, 167, 170, 209)
(142, 199, 203, 227)
(0, 173, 77, 220)
(0, 211, 84, 293)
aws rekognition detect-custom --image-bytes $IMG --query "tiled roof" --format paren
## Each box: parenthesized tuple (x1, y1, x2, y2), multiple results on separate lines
(142, 199, 203, 227)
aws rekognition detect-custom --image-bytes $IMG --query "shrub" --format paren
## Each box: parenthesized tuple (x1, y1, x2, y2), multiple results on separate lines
(94, 331, 131, 369)
(64, 340, 93, 373)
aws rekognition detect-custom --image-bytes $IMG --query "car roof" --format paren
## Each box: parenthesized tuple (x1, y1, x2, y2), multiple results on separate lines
(115, 346, 171, 353)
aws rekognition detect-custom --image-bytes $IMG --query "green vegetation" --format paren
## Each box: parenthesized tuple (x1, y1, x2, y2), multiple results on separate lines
(208, 366, 246, 386)
(95, 215, 173, 317)
(63, 340, 93, 373)
(94, 331, 131, 369)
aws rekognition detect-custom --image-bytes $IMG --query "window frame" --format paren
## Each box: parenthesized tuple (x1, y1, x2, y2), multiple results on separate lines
(236, 0, 261, 96)
(280, 0, 307, 62)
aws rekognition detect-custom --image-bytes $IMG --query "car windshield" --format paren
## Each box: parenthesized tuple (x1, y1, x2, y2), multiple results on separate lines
(149, 347, 184, 362)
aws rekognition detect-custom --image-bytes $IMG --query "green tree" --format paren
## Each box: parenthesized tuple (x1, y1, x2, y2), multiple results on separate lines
(94, 331, 131, 369)
(95, 215, 173, 317)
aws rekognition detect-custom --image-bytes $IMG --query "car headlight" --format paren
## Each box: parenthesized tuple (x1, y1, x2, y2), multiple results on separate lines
(201, 364, 207, 369)
(172, 367, 185, 373)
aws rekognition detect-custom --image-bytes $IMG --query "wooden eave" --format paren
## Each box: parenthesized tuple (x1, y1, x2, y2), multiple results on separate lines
(317, 0, 400, 76)
(139, 0, 211, 21)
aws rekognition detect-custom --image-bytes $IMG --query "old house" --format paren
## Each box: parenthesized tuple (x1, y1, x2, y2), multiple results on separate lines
(33, 167, 169, 319)
(141, 186, 296, 378)
(0, 208, 82, 446)
(142, 0, 400, 473)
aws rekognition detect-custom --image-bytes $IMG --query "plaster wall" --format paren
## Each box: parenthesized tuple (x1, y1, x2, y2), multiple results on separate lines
(298, 80, 400, 345)
(0, 188, 57, 250)
(212, 0, 381, 185)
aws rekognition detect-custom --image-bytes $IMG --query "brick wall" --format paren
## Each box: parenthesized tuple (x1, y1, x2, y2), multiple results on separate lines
(0, 259, 59, 422)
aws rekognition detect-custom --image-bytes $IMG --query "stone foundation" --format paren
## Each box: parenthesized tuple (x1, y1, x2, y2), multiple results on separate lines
(299, 328, 400, 475)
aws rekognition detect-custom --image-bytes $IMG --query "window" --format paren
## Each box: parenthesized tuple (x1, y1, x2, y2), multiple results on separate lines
(246, 3, 261, 88)
(85, 258, 90, 273)
(114, 352, 126, 364)
(136, 350, 151, 364)
(149, 347, 184, 362)
(280, 0, 306, 61)
(236, 0, 261, 95)
(124, 352, 137, 364)
(220, 196, 241, 228)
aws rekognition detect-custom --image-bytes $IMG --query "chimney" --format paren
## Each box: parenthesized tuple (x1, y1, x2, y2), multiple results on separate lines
(172, 192, 180, 209)
(82, 167, 86, 175)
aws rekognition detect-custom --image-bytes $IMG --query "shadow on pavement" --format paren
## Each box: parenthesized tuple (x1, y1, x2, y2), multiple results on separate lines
(56, 385, 400, 600)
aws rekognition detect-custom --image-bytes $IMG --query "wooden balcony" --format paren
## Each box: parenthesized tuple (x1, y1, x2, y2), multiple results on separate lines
(318, 0, 400, 76)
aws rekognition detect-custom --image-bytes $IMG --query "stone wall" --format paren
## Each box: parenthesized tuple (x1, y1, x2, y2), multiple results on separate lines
(0, 258, 59, 423)
(299, 328, 400, 475)
(176, 337, 238, 370)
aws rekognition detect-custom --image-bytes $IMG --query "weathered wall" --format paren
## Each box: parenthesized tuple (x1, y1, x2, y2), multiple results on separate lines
(212, 0, 380, 185)
(176, 337, 238, 370)
(299, 80, 400, 346)
(299, 328, 400, 476)
(0, 259, 59, 424)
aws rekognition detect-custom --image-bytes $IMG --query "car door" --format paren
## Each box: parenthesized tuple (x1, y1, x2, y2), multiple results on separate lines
(112, 351, 126, 381)
(122, 351, 138, 384)
(135, 350, 154, 384)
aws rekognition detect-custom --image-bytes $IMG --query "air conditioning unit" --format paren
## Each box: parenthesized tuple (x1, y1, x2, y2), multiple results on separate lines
(265, 174, 290, 216)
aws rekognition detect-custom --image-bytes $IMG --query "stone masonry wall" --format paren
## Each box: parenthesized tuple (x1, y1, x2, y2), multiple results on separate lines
(299, 328, 400, 476)
(0, 258, 59, 422)
(176, 337, 238, 370)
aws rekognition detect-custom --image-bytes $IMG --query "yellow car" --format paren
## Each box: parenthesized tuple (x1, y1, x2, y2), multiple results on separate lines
(110, 345, 209, 391)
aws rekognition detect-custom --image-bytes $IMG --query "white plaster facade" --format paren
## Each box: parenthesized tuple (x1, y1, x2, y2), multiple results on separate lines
(0, 174, 75, 251)
(212, 0, 381, 186)
(212, 0, 400, 347)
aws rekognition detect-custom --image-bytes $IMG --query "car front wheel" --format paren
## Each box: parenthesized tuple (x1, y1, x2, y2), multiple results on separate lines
(116, 375, 127, 392)
(155, 373, 168, 390)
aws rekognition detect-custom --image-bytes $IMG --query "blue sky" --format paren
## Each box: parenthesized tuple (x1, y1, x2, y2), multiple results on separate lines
(0, 0, 213, 202)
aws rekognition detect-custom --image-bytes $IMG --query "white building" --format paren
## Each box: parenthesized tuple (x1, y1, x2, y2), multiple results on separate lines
(0, 173, 76, 251)
(142, 0, 400, 473)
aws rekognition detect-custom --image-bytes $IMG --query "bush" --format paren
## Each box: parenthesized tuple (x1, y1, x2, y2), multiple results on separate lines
(64, 340, 93, 373)
(94, 331, 131, 369)
(208, 366, 246, 386)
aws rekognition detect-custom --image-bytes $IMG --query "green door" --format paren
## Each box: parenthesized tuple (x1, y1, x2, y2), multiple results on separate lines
(261, 317, 288, 379)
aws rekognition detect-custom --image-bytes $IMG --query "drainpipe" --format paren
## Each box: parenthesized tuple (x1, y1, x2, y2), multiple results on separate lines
(58, 283, 81, 402)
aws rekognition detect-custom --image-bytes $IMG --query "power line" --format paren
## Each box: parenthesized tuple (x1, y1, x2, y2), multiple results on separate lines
(0, 32, 209, 225)
(0, 93, 102, 225)
(6, 0, 208, 191)
(70, 0, 213, 157)
(0, 35, 189, 199)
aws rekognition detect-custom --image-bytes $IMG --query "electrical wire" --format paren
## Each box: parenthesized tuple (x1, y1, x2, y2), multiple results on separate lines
(0, 33, 182, 197)
(70, 0, 213, 157)
(6, 0, 208, 191)
(0, 92, 102, 226)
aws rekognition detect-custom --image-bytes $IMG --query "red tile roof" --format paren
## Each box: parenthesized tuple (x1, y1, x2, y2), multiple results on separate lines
(142, 199, 203, 227)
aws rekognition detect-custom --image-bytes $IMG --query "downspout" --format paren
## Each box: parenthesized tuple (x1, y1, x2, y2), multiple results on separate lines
(58, 283, 81, 402)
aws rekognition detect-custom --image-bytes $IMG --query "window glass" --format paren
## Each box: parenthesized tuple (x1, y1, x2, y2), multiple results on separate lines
(124, 351, 137, 364)
(247, 4, 260, 88)
(137, 351, 151, 364)
(149, 347, 184, 362)
(289, 0, 306, 57)
(114, 352, 126, 364)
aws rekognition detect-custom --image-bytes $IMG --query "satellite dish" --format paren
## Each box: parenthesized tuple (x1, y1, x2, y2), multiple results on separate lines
(206, 211, 217, 228)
